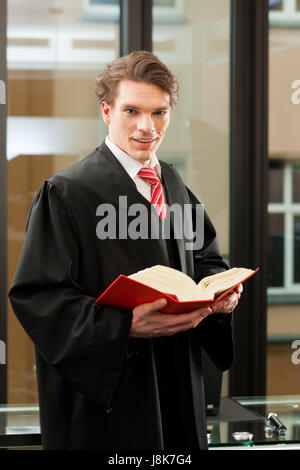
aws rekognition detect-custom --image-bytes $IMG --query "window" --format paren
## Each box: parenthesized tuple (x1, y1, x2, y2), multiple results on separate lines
(269, 0, 284, 11)
(83, 0, 184, 22)
(268, 160, 300, 297)
(269, 0, 300, 26)
(153, 0, 231, 397)
(6, 0, 120, 405)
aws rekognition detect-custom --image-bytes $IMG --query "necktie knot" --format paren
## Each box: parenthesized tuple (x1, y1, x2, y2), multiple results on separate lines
(137, 167, 160, 185)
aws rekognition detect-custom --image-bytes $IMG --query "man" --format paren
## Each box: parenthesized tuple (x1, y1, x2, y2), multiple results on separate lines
(9, 51, 242, 450)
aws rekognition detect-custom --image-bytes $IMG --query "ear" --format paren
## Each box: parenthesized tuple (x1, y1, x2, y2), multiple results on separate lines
(101, 101, 111, 125)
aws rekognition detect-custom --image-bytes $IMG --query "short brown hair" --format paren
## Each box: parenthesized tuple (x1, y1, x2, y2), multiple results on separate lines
(95, 50, 179, 108)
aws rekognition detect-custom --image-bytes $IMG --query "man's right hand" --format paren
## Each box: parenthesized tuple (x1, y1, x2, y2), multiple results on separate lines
(129, 298, 212, 338)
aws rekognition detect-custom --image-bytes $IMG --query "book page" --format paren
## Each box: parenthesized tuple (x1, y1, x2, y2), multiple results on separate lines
(128, 265, 202, 301)
(127, 265, 255, 302)
(197, 267, 254, 298)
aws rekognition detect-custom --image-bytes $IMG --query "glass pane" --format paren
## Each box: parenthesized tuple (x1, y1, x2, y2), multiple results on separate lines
(91, 1, 119, 4)
(269, 160, 284, 203)
(153, 0, 230, 263)
(153, 0, 231, 398)
(292, 161, 300, 203)
(269, 0, 284, 11)
(268, 213, 284, 287)
(154, 0, 177, 6)
(267, 1, 300, 396)
(7, 0, 120, 404)
(294, 216, 300, 283)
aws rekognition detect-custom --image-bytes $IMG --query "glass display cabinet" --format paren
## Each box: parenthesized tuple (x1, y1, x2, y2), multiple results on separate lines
(208, 395, 300, 449)
(1, 396, 300, 449)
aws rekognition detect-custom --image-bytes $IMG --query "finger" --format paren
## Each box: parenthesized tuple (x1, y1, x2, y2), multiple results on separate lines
(192, 314, 208, 329)
(235, 283, 243, 294)
(179, 309, 211, 332)
(173, 307, 212, 331)
(211, 292, 239, 313)
(192, 307, 212, 324)
(173, 307, 212, 325)
(136, 298, 168, 314)
(223, 293, 239, 310)
(165, 314, 208, 335)
(150, 298, 168, 311)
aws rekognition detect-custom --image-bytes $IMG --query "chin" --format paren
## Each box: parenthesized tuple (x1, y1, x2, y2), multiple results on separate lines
(130, 149, 151, 160)
(135, 154, 152, 163)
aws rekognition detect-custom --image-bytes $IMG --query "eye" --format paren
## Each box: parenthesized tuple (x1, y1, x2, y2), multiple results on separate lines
(154, 110, 166, 116)
(125, 109, 136, 115)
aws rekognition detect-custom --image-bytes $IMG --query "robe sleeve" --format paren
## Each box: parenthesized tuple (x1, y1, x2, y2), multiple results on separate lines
(8, 180, 133, 410)
(185, 186, 234, 372)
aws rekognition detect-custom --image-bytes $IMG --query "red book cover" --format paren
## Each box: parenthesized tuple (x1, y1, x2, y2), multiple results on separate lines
(95, 268, 259, 314)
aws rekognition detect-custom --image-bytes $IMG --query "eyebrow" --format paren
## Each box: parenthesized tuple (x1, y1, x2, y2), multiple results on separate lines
(121, 104, 170, 111)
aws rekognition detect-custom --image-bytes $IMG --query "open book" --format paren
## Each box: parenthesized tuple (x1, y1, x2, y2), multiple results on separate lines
(95, 265, 259, 314)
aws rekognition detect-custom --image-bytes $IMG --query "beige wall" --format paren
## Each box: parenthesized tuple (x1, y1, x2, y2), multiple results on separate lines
(268, 305, 300, 336)
(269, 29, 300, 158)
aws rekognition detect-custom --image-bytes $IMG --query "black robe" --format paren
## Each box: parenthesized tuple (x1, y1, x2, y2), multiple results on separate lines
(8, 141, 233, 450)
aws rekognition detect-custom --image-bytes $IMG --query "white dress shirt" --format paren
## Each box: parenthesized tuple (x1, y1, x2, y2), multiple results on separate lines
(105, 136, 165, 203)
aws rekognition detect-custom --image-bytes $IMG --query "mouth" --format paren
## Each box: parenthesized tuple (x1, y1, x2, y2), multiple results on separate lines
(132, 137, 158, 148)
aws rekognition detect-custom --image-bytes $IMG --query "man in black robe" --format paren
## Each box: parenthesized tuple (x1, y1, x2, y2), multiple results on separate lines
(9, 51, 242, 450)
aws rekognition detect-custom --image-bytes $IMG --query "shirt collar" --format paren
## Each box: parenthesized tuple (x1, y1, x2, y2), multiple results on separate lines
(105, 136, 162, 180)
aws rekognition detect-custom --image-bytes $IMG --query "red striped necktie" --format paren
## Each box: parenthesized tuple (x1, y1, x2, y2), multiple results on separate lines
(138, 167, 167, 219)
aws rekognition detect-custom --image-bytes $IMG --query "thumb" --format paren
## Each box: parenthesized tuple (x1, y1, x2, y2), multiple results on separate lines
(151, 298, 168, 311)
(133, 298, 168, 316)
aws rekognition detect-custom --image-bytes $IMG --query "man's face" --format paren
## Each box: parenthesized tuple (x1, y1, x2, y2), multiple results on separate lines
(101, 79, 171, 164)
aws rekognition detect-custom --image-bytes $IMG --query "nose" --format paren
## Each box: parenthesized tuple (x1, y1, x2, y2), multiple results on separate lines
(137, 113, 155, 133)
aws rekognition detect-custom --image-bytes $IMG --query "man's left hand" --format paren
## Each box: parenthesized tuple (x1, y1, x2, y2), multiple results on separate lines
(210, 283, 243, 314)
